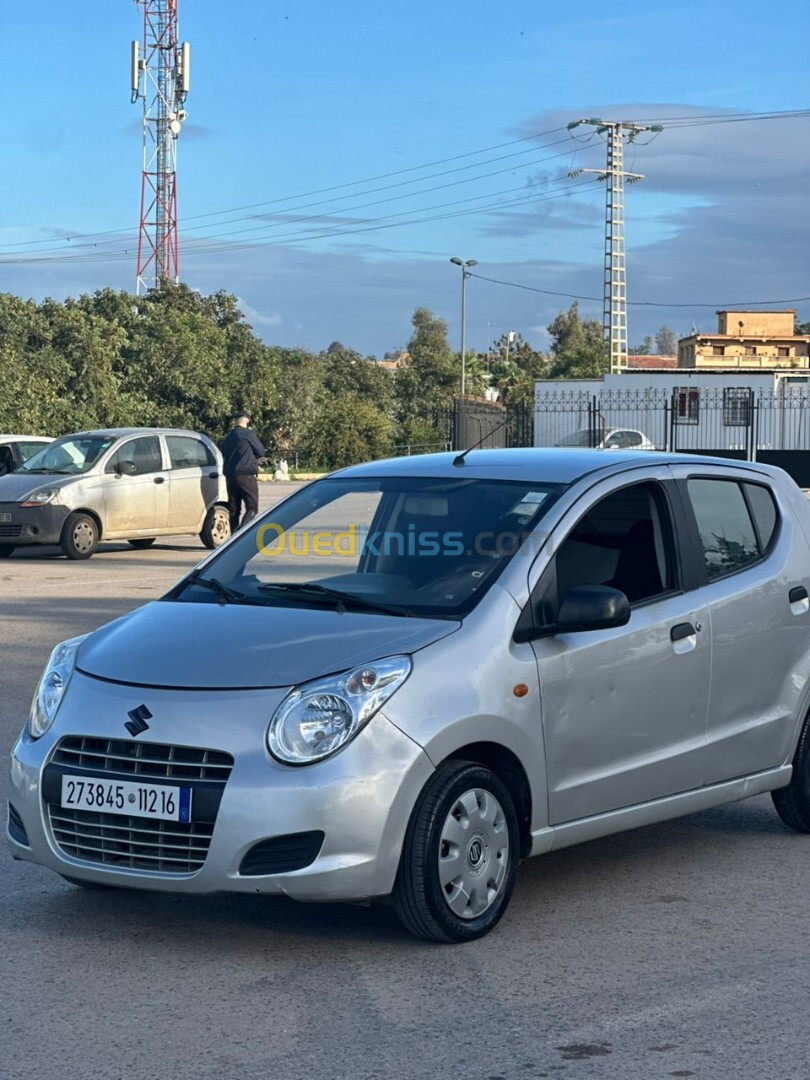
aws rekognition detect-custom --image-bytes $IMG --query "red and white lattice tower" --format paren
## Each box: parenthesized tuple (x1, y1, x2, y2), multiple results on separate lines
(131, 1, 190, 293)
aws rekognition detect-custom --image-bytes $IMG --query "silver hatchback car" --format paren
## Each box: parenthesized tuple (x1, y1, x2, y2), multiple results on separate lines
(0, 427, 230, 559)
(9, 449, 810, 941)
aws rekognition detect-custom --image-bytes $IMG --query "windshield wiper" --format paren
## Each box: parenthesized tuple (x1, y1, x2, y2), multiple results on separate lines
(257, 581, 412, 617)
(185, 573, 248, 605)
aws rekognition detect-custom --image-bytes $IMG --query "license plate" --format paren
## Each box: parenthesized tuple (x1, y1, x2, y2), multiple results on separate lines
(0, 513, 11, 523)
(61, 775, 192, 822)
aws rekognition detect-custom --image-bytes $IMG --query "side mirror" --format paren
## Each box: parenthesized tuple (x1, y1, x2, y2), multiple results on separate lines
(557, 585, 630, 633)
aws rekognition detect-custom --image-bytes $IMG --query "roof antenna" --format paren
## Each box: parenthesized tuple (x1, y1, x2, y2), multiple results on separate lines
(453, 415, 511, 466)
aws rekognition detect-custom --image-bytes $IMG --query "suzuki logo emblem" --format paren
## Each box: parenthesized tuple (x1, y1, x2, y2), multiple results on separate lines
(125, 704, 152, 737)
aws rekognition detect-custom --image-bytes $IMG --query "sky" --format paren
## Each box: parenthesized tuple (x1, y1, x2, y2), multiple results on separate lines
(0, 0, 808, 356)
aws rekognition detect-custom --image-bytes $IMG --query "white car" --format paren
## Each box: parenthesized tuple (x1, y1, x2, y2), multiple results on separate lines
(556, 428, 656, 451)
(0, 434, 53, 477)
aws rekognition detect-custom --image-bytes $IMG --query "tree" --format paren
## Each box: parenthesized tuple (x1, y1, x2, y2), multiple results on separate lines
(545, 302, 605, 379)
(395, 308, 457, 445)
(305, 393, 393, 470)
(795, 320, 810, 336)
(655, 325, 678, 355)
(629, 335, 655, 355)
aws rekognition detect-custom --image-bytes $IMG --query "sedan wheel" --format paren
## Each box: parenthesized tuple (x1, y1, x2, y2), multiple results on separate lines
(393, 761, 518, 943)
(60, 512, 99, 560)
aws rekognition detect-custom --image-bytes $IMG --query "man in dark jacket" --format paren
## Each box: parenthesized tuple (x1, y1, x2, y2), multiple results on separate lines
(221, 414, 265, 532)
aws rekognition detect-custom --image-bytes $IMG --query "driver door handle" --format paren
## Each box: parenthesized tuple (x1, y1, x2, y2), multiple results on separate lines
(670, 622, 696, 642)
(153, 476, 165, 485)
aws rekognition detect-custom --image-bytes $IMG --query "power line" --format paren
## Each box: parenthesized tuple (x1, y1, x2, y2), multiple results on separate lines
(469, 271, 810, 309)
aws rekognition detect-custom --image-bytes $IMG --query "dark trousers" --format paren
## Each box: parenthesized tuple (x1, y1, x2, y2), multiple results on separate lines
(226, 473, 259, 532)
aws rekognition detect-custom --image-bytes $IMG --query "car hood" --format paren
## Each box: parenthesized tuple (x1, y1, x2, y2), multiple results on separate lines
(76, 600, 461, 689)
(0, 473, 77, 502)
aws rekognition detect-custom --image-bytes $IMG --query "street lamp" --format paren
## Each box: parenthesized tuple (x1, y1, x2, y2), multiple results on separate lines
(450, 257, 478, 396)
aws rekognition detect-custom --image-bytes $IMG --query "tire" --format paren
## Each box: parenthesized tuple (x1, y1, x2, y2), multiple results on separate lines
(393, 760, 519, 943)
(773, 713, 810, 832)
(200, 505, 231, 549)
(60, 512, 99, 560)
(0, 544, 15, 558)
(127, 538, 156, 549)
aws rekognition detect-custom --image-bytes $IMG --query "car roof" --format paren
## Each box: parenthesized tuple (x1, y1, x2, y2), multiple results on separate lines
(334, 448, 778, 485)
(51, 427, 208, 440)
(0, 434, 53, 442)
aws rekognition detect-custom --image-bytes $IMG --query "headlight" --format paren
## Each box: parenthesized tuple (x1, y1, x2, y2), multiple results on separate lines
(20, 488, 58, 507)
(267, 655, 412, 765)
(28, 636, 86, 739)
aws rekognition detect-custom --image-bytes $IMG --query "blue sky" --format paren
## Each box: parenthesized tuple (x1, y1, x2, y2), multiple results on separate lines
(1, 0, 807, 354)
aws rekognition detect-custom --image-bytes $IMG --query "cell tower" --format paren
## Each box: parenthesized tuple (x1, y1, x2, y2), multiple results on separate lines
(131, 1, 190, 293)
(569, 118, 662, 373)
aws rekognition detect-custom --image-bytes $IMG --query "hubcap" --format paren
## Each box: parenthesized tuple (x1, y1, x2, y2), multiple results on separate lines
(72, 521, 95, 554)
(212, 511, 230, 543)
(438, 787, 509, 920)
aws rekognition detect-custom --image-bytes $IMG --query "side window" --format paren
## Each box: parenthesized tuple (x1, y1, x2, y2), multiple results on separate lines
(686, 479, 761, 580)
(743, 483, 778, 552)
(18, 441, 49, 462)
(108, 436, 163, 477)
(550, 482, 675, 611)
(166, 435, 214, 469)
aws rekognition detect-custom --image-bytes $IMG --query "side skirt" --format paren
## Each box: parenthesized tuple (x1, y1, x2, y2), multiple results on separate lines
(529, 765, 792, 857)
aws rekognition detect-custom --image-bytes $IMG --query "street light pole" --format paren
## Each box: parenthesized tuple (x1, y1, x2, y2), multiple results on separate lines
(450, 257, 477, 396)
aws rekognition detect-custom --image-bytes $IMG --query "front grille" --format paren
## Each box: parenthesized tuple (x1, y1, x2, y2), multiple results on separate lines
(45, 737, 234, 874)
(0, 525, 22, 538)
(48, 806, 215, 873)
(52, 736, 233, 782)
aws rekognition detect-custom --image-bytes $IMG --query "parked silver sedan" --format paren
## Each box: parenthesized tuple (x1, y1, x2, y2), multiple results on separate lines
(0, 427, 230, 559)
(8, 449, 810, 941)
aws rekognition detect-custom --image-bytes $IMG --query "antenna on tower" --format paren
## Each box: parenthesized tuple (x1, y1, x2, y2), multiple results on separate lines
(567, 118, 663, 374)
(131, 1, 190, 294)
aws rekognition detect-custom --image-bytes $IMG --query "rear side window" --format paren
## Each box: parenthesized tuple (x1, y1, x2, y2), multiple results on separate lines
(166, 435, 214, 469)
(687, 478, 770, 580)
(743, 483, 778, 551)
(18, 441, 49, 462)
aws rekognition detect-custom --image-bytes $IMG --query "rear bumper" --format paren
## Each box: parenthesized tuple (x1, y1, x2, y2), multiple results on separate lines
(0, 502, 70, 546)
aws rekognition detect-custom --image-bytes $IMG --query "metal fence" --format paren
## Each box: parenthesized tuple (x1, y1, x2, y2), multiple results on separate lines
(533, 385, 810, 485)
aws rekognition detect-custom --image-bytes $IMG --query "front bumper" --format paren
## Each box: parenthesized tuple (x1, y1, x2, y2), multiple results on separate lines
(7, 671, 433, 901)
(0, 502, 70, 546)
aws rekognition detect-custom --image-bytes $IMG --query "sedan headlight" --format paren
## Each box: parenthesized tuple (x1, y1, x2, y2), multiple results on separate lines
(28, 636, 86, 739)
(20, 488, 59, 507)
(267, 655, 412, 765)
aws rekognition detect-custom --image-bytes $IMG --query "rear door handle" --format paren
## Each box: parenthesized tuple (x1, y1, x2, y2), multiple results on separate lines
(789, 586, 808, 604)
(670, 622, 696, 642)
(209, 472, 219, 479)
(154, 476, 165, 485)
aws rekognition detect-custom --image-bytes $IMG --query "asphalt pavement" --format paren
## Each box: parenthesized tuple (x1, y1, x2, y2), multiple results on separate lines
(2, 481, 810, 1080)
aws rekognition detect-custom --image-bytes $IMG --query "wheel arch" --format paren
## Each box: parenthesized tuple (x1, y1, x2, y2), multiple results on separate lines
(439, 741, 533, 859)
(64, 507, 104, 540)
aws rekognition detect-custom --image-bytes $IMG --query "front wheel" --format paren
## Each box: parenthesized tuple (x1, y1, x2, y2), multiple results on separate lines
(60, 512, 99, 560)
(773, 713, 810, 832)
(393, 761, 518, 943)
(200, 505, 231, 549)
(0, 544, 15, 558)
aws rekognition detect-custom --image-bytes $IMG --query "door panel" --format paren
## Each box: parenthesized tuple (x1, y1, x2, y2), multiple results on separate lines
(103, 436, 168, 536)
(164, 435, 218, 531)
(534, 593, 711, 823)
(527, 476, 712, 824)
(676, 468, 810, 781)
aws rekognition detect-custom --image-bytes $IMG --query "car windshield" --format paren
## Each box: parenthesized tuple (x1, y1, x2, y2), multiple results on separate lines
(173, 475, 565, 619)
(556, 430, 596, 448)
(17, 435, 117, 475)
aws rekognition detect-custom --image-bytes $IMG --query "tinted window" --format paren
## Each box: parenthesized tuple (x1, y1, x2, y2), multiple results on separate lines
(552, 482, 674, 608)
(687, 479, 759, 579)
(108, 436, 163, 477)
(166, 435, 213, 469)
(17, 441, 50, 462)
(743, 483, 778, 551)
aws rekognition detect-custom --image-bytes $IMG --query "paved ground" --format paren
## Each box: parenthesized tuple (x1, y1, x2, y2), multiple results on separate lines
(2, 481, 810, 1079)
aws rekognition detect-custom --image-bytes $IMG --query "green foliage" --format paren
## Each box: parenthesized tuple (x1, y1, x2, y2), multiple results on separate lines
(545, 301, 606, 379)
(395, 307, 457, 445)
(305, 392, 393, 470)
